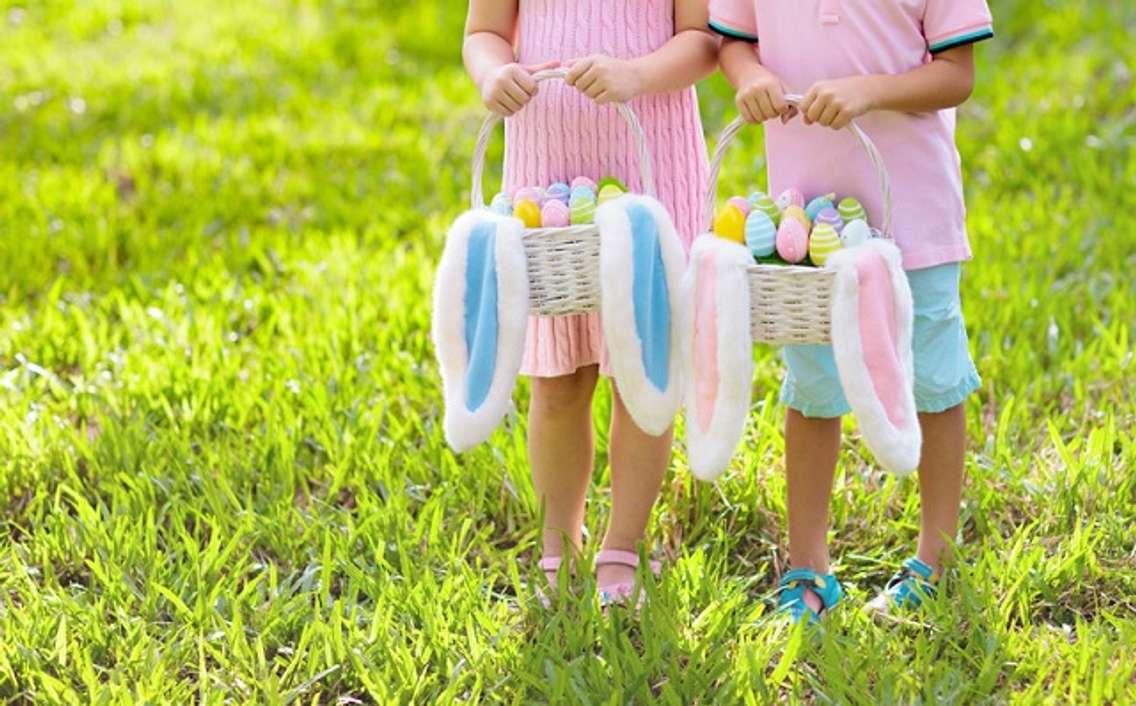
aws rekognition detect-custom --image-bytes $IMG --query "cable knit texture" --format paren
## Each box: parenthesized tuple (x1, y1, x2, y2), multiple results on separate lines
(507, 0, 709, 378)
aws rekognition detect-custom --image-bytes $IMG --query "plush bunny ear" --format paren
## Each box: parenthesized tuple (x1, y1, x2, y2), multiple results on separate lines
(681, 236, 755, 481)
(596, 195, 687, 437)
(432, 210, 530, 452)
(827, 239, 922, 475)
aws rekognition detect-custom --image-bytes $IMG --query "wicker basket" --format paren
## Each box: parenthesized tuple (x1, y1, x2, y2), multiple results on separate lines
(706, 98, 895, 345)
(469, 69, 656, 317)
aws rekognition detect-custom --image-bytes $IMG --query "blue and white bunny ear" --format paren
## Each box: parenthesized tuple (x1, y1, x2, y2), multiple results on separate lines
(596, 195, 687, 437)
(432, 210, 530, 452)
(828, 239, 921, 475)
(681, 235, 755, 481)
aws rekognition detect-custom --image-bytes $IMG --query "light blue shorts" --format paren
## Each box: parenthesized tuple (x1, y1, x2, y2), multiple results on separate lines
(780, 263, 981, 419)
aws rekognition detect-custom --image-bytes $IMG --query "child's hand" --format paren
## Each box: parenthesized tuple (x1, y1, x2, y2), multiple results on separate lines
(799, 76, 876, 130)
(565, 55, 644, 104)
(479, 61, 558, 117)
(735, 73, 792, 123)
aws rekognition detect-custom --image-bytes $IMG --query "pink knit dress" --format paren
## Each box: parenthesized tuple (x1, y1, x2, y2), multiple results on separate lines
(505, 0, 709, 378)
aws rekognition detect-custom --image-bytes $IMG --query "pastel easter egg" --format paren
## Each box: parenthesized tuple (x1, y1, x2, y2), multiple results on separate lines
(744, 210, 777, 258)
(747, 191, 768, 207)
(727, 196, 752, 216)
(546, 182, 571, 204)
(514, 186, 546, 205)
(569, 196, 596, 225)
(814, 207, 844, 232)
(804, 194, 835, 222)
(570, 185, 596, 203)
(753, 193, 781, 225)
(597, 176, 628, 193)
(570, 176, 597, 192)
(776, 188, 805, 210)
(489, 192, 512, 216)
(713, 205, 747, 244)
(775, 218, 809, 264)
(514, 199, 542, 228)
(598, 184, 624, 205)
(838, 197, 867, 224)
(808, 223, 842, 267)
(840, 218, 872, 248)
(783, 205, 811, 231)
(541, 199, 570, 228)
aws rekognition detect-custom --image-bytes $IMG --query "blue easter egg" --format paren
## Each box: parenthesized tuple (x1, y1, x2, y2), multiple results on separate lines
(744, 209, 777, 258)
(570, 185, 596, 203)
(805, 195, 834, 222)
(546, 182, 571, 204)
(747, 191, 768, 208)
(489, 192, 512, 215)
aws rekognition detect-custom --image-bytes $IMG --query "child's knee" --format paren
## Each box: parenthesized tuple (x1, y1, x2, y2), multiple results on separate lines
(530, 367, 598, 414)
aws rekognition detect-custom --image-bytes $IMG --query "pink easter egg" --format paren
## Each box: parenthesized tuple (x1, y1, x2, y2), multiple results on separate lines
(727, 196, 752, 216)
(776, 188, 805, 210)
(570, 176, 597, 192)
(775, 217, 809, 264)
(514, 186, 546, 205)
(541, 199, 570, 228)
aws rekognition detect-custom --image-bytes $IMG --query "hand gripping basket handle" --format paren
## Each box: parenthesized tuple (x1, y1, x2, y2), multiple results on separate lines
(704, 95, 893, 238)
(470, 68, 656, 209)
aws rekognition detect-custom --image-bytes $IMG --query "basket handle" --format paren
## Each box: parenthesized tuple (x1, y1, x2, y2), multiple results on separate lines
(470, 67, 656, 209)
(704, 95, 893, 239)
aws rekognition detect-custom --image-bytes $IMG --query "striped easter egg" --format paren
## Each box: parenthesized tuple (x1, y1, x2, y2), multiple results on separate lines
(569, 195, 596, 225)
(744, 210, 777, 258)
(814, 207, 844, 232)
(838, 197, 867, 224)
(808, 223, 842, 266)
(546, 182, 571, 204)
(598, 183, 624, 204)
(804, 195, 835, 222)
(753, 193, 781, 225)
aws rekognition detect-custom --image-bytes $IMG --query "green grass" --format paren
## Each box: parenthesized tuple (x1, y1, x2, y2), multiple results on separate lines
(1, 0, 1134, 702)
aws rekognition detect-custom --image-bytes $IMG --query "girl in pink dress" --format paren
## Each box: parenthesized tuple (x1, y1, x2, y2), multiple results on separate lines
(463, 0, 715, 603)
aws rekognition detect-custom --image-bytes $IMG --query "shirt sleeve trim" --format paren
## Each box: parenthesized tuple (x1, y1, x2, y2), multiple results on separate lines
(708, 19, 758, 43)
(929, 27, 994, 54)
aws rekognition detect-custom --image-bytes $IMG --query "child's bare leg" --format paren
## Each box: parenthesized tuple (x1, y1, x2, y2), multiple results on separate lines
(529, 365, 600, 565)
(785, 409, 842, 610)
(598, 385, 671, 587)
(915, 403, 967, 573)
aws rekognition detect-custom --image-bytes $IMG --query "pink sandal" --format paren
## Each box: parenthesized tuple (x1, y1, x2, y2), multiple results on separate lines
(595, 549, 662, 608)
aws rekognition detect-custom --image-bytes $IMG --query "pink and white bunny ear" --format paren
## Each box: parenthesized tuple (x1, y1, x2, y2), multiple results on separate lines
(596, 195, 687, 437)
(681, 235, 755, 481)
(432, 210, 530, 452)
(827, 239, 922, 475)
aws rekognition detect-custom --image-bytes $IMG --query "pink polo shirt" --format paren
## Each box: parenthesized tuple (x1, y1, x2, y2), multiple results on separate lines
(709, 0, 994, 270)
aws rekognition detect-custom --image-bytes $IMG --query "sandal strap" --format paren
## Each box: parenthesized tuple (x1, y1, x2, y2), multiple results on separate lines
(778, 568, 844, 612)
(595, 549, 661, 575)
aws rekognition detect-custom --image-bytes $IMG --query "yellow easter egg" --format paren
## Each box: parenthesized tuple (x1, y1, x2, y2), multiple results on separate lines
(713, 205, 746, 243)
(514, 199, 542, 228)
(783, 205, 811, 231)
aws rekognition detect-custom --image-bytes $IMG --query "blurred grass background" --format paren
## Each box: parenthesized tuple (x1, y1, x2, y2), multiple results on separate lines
(0, 0, 1133, 702)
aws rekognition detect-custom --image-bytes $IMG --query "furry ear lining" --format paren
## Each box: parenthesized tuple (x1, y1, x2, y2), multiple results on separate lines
(827, 239, 922, 475)
(682, 235, 755, 481)
(596, 195, 687, 437)
(432, 210, 530, 452)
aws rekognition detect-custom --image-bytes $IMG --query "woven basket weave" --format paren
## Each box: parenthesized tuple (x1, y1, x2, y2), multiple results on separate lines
(707, 97, 895, 345)
(470, 69, 655, 317)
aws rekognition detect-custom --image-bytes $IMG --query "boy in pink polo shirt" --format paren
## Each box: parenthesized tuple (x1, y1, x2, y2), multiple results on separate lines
(710, 0, 994, 621)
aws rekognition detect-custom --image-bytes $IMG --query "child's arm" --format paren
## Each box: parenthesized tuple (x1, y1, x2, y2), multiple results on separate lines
(564, 0, 718, 104)
(799, 45, 977, 129)
(718, 38, 790, 124)
(463, 0, 554, 116)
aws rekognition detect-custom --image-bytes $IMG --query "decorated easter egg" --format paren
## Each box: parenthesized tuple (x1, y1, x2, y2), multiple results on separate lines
(541, 199, 570, 227)
(744, 210, 777, 258)
(546, 182, 571, 204)
(747, 190, 768, 207)
(598, 183, 624, 204)
(776, 188, 805, 210)
(570, 185, 596, 203)
(570, 176, 597, 192)
(514, 199, 542, 228)
(814, 207, 844, 232)
(514, 186, 546, 205)
(597, 176, 628, 193)
(804, 194, 835, 222)
(783, 205, 811, 231)
(713, 205, 747, 243)
(489, 192, 513, 216)
(753, 193, 781, 225)
(570, 196, 596, 225)
(838, 197, 867, 224)
(808, 223, 842, 267)
(775, 218, 809, 264)
(840, 218, 872, 247)
(727, 196, 752, 216)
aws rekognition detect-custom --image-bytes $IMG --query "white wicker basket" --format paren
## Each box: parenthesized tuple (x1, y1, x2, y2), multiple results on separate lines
(706, 98, 895, 345)
(469, 68, 655, 317)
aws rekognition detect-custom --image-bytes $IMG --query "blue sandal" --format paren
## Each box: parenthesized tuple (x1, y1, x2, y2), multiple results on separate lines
(776, 568, 844, 624)
(865, 557, 938, 615)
